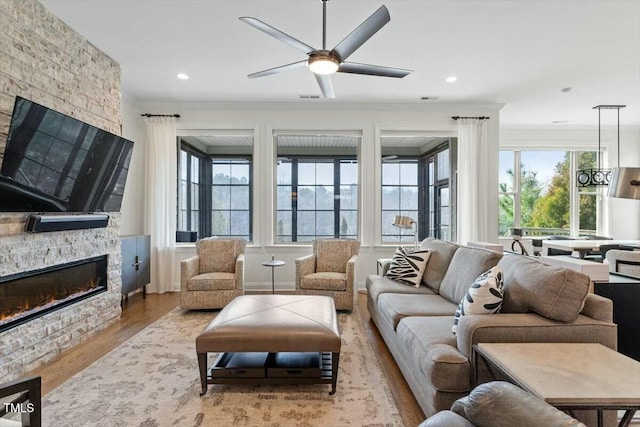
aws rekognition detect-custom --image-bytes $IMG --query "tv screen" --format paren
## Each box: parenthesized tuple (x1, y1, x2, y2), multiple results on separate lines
(0, 97, 134, 212)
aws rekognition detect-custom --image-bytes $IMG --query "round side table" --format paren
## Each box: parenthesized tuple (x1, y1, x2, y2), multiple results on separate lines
(262, 257, 285, 294)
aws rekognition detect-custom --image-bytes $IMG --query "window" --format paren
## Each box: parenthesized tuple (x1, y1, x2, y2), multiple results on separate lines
(177, 132, 253, 241)
(498, 150, 599, 237)
(381, 134, 454, 243)
(275, 132, 359, 243)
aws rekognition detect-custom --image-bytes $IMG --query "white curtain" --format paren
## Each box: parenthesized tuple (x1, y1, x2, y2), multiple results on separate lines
(456, 118, 489, 245)
(144, 117, 177, 293)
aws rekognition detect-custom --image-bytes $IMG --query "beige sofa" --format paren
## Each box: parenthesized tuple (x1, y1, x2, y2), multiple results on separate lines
(366, 238, 617, 418)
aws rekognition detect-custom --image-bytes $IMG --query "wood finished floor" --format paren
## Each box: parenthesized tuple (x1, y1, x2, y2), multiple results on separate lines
(27, 291, 425, 427)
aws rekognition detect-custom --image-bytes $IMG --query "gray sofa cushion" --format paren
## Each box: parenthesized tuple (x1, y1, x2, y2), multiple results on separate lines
(366, 274, 436, 306)
(397, 316, 470, 392)
(498, 254, 590, 323)
(420, 238, 461, 292)
(378, 293, 458, 329)
(439, 247, 503, 304)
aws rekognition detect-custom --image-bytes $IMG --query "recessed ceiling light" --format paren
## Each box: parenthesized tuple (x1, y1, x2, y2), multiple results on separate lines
(177, 73, 189, 80)
(420, 96, 440, 100)
(561, 87, 572, 93)
(445, 76, 457, 83)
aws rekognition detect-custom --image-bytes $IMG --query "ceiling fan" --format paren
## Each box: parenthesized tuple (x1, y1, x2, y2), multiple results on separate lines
(239, 0, 412, 99)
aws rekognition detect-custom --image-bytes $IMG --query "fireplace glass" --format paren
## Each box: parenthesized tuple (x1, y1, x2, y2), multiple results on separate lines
(0, 255, 108, 333)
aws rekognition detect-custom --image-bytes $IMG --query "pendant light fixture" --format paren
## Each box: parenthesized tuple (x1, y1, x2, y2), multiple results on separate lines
(604, 105, 640, 199)
(576, 105, 623, 187)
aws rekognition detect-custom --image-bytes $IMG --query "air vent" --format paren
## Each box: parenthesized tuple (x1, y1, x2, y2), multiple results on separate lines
(420, 96, 440, 100)
(299, 95, 321, 99)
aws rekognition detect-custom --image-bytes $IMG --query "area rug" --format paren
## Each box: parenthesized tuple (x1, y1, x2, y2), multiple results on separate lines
(42, 306, 403, 427)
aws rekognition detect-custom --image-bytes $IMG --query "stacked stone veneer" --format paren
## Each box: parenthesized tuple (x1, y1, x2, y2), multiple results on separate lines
(0, 0, 124, 381)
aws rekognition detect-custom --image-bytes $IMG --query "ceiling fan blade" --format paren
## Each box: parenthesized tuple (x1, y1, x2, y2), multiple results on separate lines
(248, 60, 307, 79)
(338, 61, 412, 78)
(315, 74, 335, 98)
(332, 5, 390, 61)
(239, 17, 315, 54)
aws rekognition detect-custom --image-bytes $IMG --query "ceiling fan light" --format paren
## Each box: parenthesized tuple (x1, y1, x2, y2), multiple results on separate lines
(307, 51, 340, 76)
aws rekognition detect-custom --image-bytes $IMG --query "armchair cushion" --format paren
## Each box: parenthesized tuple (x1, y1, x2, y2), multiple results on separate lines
(197, 238, 243, 273)
(187, 272, 236, 291)
(300, 272, 347, 291)
(315, 239, 358, 273)
(498, 254, 590, 323)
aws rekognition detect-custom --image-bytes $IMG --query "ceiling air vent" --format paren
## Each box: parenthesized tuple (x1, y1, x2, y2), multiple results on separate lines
(420, 96, 440, 100)
(299, 95, 321, 99)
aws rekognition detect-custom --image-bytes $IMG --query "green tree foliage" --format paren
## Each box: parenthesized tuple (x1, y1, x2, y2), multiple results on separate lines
(499, 152, 597, 235)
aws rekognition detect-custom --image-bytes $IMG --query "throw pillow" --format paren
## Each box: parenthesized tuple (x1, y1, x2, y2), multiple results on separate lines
(452, 265, 504, 335)
(384, 246, 431, 288)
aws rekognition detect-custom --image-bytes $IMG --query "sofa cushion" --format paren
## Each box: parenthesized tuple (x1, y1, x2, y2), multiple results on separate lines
(385, 247, 431, 287)
(419, 238, 461, 292)
(498, 254, 590, 323)
(187, 272, 236, 291)
(418, 410, 474, 427)
(300, 272, 346, 291)
(452, 266, 504, 335)
(366, 275, 436, 306)
(378, 294, 458, 329)
(439, 247, 503, 304)
(397, 316, 471, 392)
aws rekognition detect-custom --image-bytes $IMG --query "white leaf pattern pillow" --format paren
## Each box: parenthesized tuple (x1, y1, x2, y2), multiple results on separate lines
(384, 247, 431, 288)
(452, 265, 504, 335)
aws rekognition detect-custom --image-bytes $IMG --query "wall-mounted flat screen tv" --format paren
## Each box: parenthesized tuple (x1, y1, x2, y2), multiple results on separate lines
(0, 96, 134, 212)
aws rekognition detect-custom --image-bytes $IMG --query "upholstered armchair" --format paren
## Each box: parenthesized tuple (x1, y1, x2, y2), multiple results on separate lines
(180, 238, 246, 310)
(295, 239, 360, 311)
(605, 249, 640, 277)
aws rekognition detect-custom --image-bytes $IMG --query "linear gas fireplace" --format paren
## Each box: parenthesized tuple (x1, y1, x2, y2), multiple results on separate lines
(0, 255, 108, 333)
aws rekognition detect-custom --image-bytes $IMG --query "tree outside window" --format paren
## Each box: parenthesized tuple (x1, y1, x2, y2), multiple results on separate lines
(499, 150, 598, 237)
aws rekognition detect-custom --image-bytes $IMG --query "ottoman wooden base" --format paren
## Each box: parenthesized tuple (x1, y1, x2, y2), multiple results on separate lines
(196, 295, 341, 395)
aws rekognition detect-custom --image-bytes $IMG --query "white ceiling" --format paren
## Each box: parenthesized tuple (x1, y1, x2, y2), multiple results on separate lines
(39, 0, 640, 126)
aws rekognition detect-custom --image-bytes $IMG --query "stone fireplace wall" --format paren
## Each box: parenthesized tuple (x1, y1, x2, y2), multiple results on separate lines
(0, 0, 123, 381)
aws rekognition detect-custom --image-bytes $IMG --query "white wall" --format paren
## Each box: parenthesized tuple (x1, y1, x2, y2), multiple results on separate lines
(122, 102, 502, 291)
(500, 125, 640, 241)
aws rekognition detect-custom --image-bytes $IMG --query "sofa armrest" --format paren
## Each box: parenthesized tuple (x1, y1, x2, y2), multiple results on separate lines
(418, 411, 474, 427)
(455, 313, 617, 360)
(295, 254, 316, 288)
(235, 253, 245, 291)
(181, 255, 200, 291)
(379, 258, 393, 276)
(465, 381, 586, 427)
(580, 293, 613, 322)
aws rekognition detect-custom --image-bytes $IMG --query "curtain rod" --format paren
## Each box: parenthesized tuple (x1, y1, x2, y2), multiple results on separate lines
(451, 116, 490, 120)
(140, 113, 181, 118)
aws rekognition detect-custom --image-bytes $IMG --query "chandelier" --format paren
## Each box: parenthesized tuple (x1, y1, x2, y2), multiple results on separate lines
(576, 105, 624, 187)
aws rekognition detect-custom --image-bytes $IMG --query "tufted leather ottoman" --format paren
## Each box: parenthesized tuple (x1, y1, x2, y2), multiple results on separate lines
(196, 294, 341, 395)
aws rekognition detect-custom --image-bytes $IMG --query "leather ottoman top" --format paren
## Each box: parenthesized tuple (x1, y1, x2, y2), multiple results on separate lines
(196, 295, 341, 353)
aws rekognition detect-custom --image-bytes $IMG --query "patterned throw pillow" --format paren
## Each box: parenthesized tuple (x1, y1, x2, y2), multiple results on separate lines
(452, 265, 504, 335)
(384, 247, 431, 288)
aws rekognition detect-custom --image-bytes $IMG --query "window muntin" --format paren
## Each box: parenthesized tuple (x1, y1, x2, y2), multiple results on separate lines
(498, 150, 599, 237)
(275, 132, 359, 243)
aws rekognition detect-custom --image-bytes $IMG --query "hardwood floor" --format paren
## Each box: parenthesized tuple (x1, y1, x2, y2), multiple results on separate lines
(27, 291, 425, 426)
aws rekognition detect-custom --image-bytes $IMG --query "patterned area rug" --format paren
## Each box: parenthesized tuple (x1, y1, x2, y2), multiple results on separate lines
(42, 306, 403, 427)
